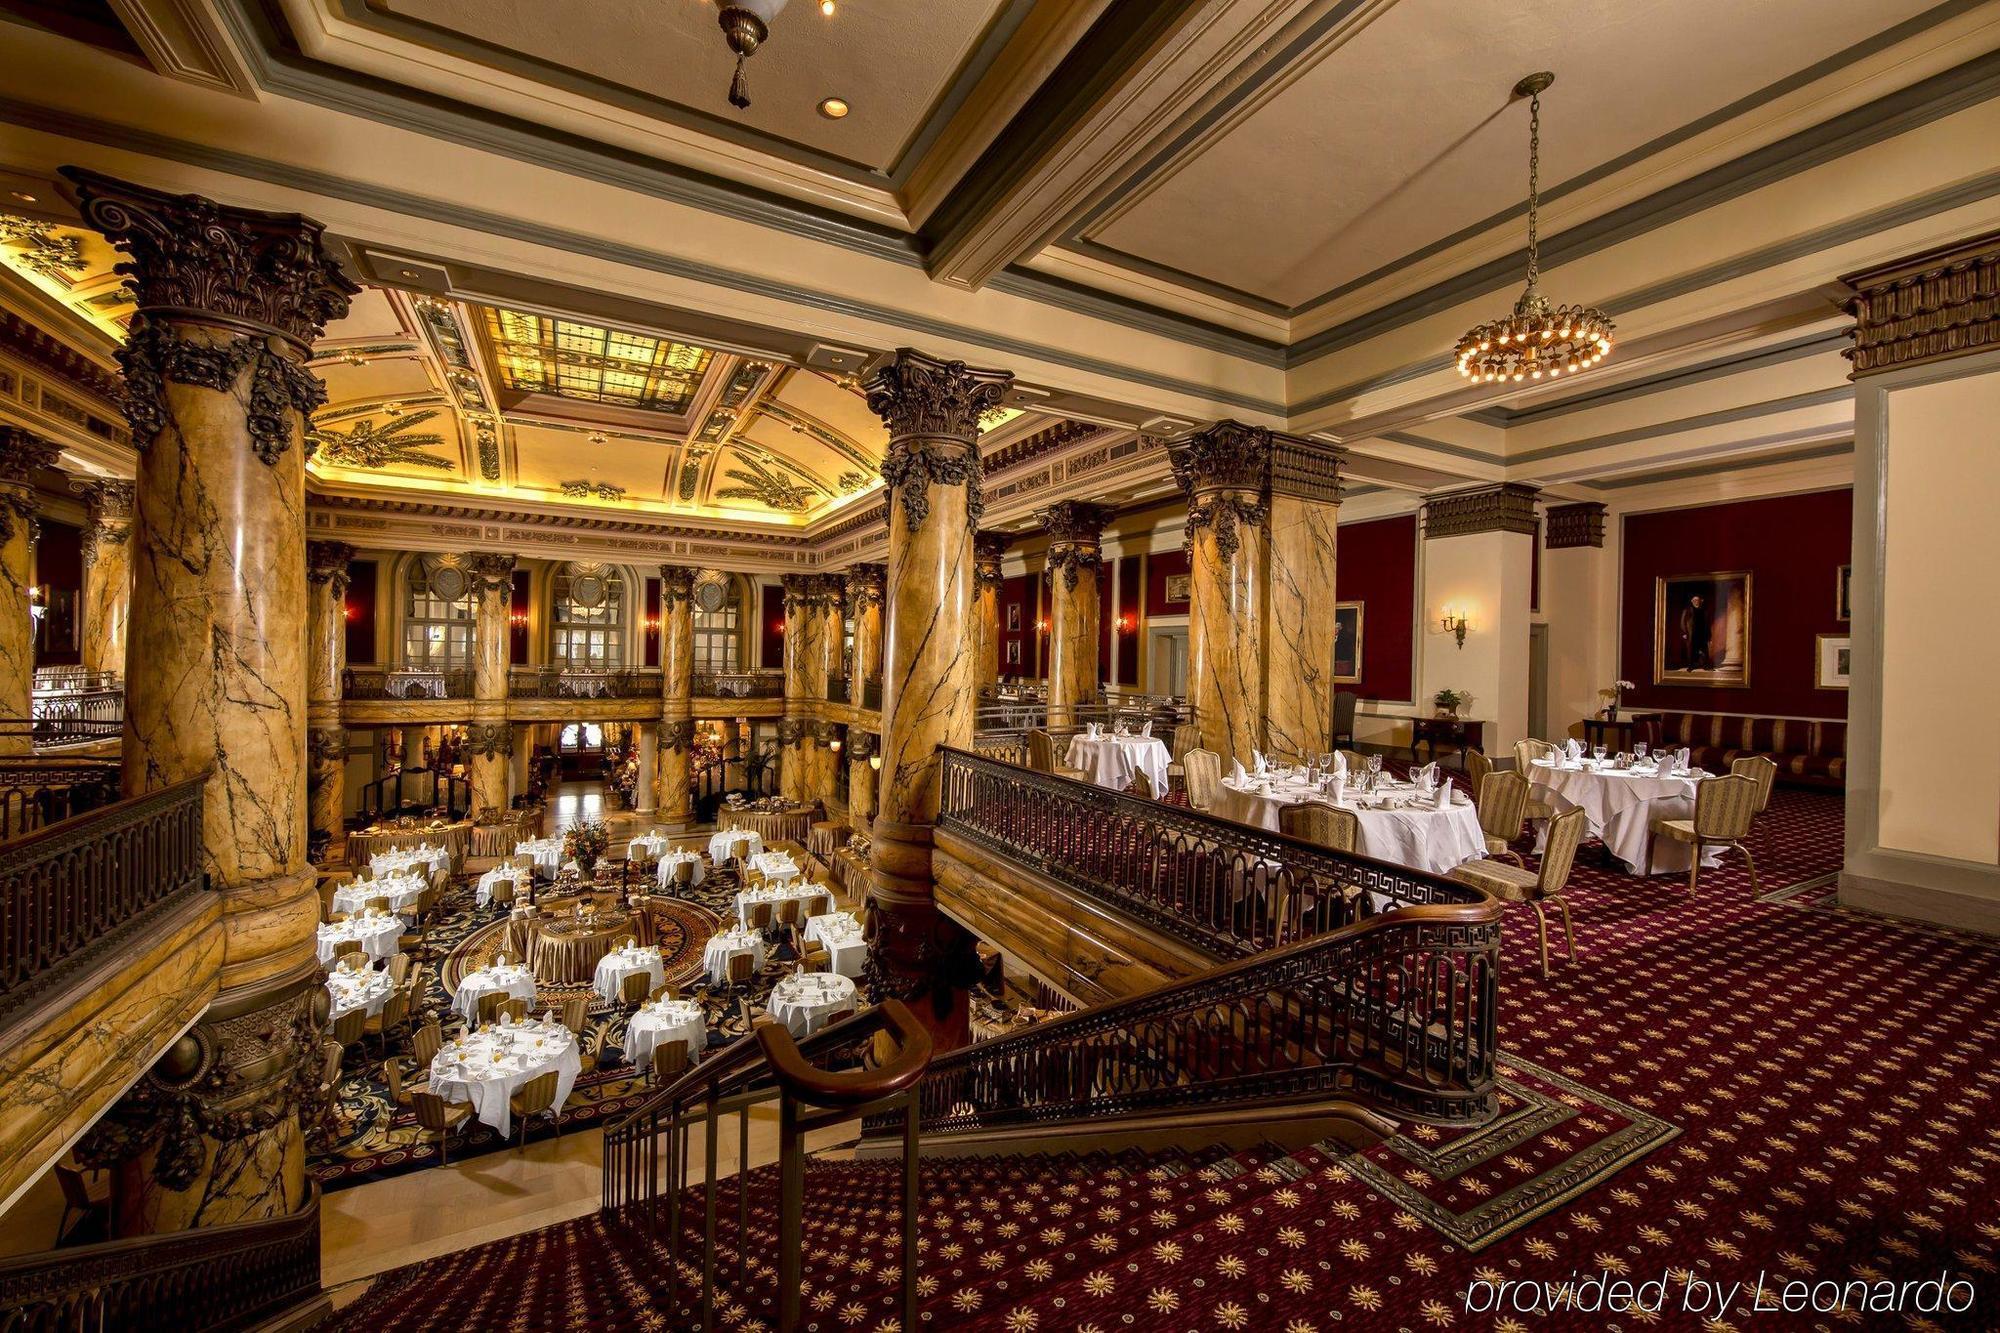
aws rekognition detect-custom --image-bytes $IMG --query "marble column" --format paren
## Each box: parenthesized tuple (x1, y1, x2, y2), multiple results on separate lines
(656, 564, 695, 828)
(632, 723, 657, 818)
(973, 532, 1006, 691)
(468, 554, 516, 819)
(847, 729, 879, 836)
(63, 167, 358, 1236)
(305, 540, 353, 860)
(1040, 501, 1108, 729)
(812, 577, 845, 805)
(0, 428, 56, 756)
(1263, 438, 1343, 760)
(1170, 422, 1271, 763)
(864, 348, 1012, 1047)
(74, 477, 136, 679)
(844, 563, 885, 831)
(779, 573, 826, 804)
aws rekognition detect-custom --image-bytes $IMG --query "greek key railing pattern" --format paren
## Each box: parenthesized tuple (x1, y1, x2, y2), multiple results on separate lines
(0, 1186, 320, 1332)
(0, 776, 204, 1022)
(27, 684, 124, 746)
(938, 746, 1472, 957)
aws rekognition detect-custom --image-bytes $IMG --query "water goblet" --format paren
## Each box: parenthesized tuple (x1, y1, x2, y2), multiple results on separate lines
(1634, 741, 1649, 764)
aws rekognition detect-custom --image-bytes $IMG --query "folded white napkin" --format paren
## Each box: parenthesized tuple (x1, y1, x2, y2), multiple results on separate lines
(1330, 775, 1345, 800)
(1230, 759, 1247, 784)
(1086, 722, 1100, 738)
(1141, 721, 1153, 738)
(1565, 738, 1583, 760)
(1253, 750, 1267, 774)
(1434, 780, 1453, 810)
(1413, 762, 1437, 790)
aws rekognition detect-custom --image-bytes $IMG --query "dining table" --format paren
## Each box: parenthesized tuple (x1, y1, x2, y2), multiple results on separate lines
(1064, 731, 1172, 794)
(750, 851, 802, 885)
(626, 833, 673, 864)
(803, 911, 867, 978)
(526, 910, 630, 984)
(476, 864, 533, 908)
(316, 913, 404, 965)
(624, 998, 706, 1070)
(654, 850, 707, 889)
(370, 845, 451, 881)
(514, 837, 568, 878)
(330, 872, 426, 917)
(1528, 756, 1721, 874)
(453, 960, 537, 1023)
(766, 971, 858, 1037)
(1213, 771, 1486, 877)
(592, 944, 665, 1003)
(707, 829, 764, 864)
(325, 963, 395, 1020)
(719, 803, 816, 846)
(346, 821, 471, 872)
(428, 1018, 581, 1136)
(735, 882, 833, 930)
(702, 927, 766, 986)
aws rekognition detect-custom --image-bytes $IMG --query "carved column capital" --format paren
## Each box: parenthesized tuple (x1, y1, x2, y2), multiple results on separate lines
(1039, 500, 1110, 591)
(1843, 230, 2000, 376)
(305, 540, 355, 595)
(777, 717, 806, 747)
(842, 562, 885, 611)
(973, 531, 1009, 591)
(0, 424, 60, 484)
(467, 722, 512, 760)
(468, 552, 517, 594)
(848, 729, 878, 762)
(72, 477, 136, 568)
(305, 726, 346, 767)
(1545, 501, 1607, 549)
(865, 348, 1012, 533)
(1422, 483, 1541, 539)
(781, 572, 833, 613)
(60, 168, 358, 467)
(659, 563, 696, 607)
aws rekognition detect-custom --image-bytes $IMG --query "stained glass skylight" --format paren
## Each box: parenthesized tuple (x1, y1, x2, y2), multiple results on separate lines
(484, 308, 712, 413)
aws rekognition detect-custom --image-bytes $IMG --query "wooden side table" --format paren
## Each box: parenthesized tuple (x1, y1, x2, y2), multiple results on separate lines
(1407, 716, 1485, 768)
(1581, 713, 1658, 754)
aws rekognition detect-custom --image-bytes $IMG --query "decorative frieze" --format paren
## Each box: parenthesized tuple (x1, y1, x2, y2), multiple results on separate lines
(467, 722, 511, 760)
(1422, 483, 1541, 539)
(1544, 501, 1607, 549)
(1268, 436, 1346, 505)
(1843, 230, 2000, 377)
(865, 348, 1012, 532)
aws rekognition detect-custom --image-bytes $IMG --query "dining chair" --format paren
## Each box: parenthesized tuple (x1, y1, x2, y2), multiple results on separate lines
(1182, 748, 1222, 811)
(1464, 749, 1493, 808)
(1027, 729, 1087, 782)
(412, 1020, 443, 1072)
(1511, 739, 1559, 824)
(410, 1090, 474, 1165)
(476, 991, 508, 1026)
(672, 858, 696, 890)
(326, 911, 351, 926)
(364, 990, 410, 1058)
(1337, 749, 1370, 776)
(1277, 800, 1359, 853)
(749, 900, 775, 933)
(330, 1004, 367, 1054)
(386, 952, 411, 986)
(1475, 771, 1530, 867)
(488, 877, 515, 911)
(824, 1008, 856, 1027)
(315, 1039, 347, 1142)
(1647, 772, 1761, 893)
(775, 896, 803, 928)
(620, 970, 651, 1010)
(727, 950, 756, 994)
(334, 943, 366, 968)
(382, 1057, 421, 1109)
(507, 1071, 562, 1147)
(651, 1041, 689, 1085)
(1450, 805, 1587, 978)
(649, 980, 679, 1003)
(364, 895, 391, 916)
(501, 997, 530, 1023)
(1729, 754, 1779, 814)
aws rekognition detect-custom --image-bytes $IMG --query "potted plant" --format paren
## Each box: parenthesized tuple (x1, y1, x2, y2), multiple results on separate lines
(1433, 688, 1466, 719)
(1599, 679, 1636, 720)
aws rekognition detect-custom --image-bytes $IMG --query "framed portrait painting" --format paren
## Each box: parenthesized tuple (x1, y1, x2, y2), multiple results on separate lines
(1653, 571, 1752, 687)
(1163, 573, 1192, 605)
(1332, 602, 1363, 684)
(1005, 603, 1021, 632)
(1816, 634, 1851, 689)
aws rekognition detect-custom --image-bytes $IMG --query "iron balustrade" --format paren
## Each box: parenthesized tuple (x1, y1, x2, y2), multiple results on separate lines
(356, 768, 471, 822)
(508, 667, 663, 700)
(342, 667, 475, 700)
(691, 671, 785, 700)
(601, 1002, 932, 1333)
(0, 755, 122, 845)
(971, 698, 1195, 767)
(26, 687, 124, 747)
(0, 776, 205, 1022)
(0, 1185, 320, 1332)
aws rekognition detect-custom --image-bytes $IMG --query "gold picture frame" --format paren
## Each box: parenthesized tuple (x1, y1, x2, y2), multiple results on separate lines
(1332, 601, 1363, 684)
(1815, 634, 1851, 690)
(1653, 571, 1752, 688)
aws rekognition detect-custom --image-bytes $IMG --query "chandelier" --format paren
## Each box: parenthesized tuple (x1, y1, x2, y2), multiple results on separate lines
(1455, 73, 1613, 386)
(714, 1, 835, 109)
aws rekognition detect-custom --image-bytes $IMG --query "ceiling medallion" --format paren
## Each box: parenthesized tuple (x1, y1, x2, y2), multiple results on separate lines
(716, 1, 794, 110)
(1455, 73, 1614, 387)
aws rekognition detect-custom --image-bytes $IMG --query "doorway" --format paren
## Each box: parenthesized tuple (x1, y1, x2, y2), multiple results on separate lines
(1528, 623, 1549, 742)
(1147, 626, 1188, 696)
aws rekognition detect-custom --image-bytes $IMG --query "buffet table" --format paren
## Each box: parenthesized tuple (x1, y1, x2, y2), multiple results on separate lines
(346, 821, 472, 872)
(526, 910, 632, 984)
(719, 803, 817, 846)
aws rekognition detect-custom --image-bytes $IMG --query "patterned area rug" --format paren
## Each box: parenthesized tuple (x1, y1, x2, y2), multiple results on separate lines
(311, 853, 823, 1191)
(330, 784, 2000, 1330)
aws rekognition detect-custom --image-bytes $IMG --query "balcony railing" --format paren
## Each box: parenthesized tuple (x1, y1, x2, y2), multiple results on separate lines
(0, 1186, 320, 1332)
(825, 676, 883, 710)
(0, 755, 122, 845)
(970, 699, 1195, 770)
(507, 667, 663, 700)
(342, 667, 475, 701)
(691, 671, 784, 700)
(25, 670, 124, 749)
(1, 776, 204, 1022)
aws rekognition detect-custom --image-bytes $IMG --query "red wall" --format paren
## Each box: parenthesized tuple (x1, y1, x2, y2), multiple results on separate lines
(346, 559, 378, 665)
(759, 584, 785, 671)
(1336, 514, 1418, 703)
(997, 573, 1035, 677)
(1620, 488, 1851, 720)
(1145, 549, 1190, 615)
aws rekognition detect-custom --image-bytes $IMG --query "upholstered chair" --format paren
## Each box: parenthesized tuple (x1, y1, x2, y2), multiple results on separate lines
(620, 970, 652, 1010)
(507, 1071, 562, 1147)
(411, 1090, 473, 1164)
(1511, 739, 1558, 823)
(652, 1041, 690, 1085)
(382, 1057, 421, 1109)
(559, 995, 598, 1075)
(386, 952, 411, 986)
(726, 950, 757, 993)
(1648, 772, 1760, 893)
(1337, 749, 1369, 775)
(1475, 771, 1530, 866)
(501, 997, 530, 1023)
(476, 990, 509, 1026)
(1277, 800, 1359, 853)
(364, 989, 410, 1058)
(1464, 749, 1493, 808)
(412, 1020, 442, 1072)
(1730, 754, 1778, 814)
(1027, 728, 1087, 782)
(330, 1004, 367, 1053)
(487, 876, 515, 911)
(1451, 805, 1586, 977)
(1182, 749, 1222, 811)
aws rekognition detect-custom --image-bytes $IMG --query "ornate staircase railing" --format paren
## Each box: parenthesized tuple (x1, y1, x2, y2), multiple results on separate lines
(0, 755, 121, 844)
(0, 1185, 321, 1332)
(602, 1002, 933, 1333)
(0, 775, 204, 1020)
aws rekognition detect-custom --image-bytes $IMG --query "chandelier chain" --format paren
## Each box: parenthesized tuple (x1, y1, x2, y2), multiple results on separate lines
(1525, 90, 1541, 289)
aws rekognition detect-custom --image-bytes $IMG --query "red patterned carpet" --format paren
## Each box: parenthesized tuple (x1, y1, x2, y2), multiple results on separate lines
(332, 786, 2000, 1330)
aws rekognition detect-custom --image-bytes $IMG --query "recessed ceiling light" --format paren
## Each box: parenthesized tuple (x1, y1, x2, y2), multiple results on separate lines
(820, 0, 836, 15)
(817, 97, 849, 120)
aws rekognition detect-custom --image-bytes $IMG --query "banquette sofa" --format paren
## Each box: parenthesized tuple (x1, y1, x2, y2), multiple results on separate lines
(1639, 711, 1846, 789)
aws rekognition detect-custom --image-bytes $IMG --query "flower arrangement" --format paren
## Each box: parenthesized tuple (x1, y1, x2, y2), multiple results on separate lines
(1432, 688, 1467, 718)
(1599, 679, 1636, 718)
(563, 820, 610, 874)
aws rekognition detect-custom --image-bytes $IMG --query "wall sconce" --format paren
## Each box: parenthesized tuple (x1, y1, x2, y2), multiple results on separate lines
(829, 737, 842, 753)
(344, 601, 360, 622)
(868, 754, 881, 771)
(27, 585, 45, 625)
(1116, 613, 1137, 633)
(1036, 617, 1049, 633)
(509, 610, 528, 627)
(1439, 608, 1470, 649)
(773, 619, 786, 634)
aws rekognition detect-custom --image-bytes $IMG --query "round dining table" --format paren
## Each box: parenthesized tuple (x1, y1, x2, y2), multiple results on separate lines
(625, 998, 706, 1070)
(476, 864, 533, 908)
(702, 927, 766, 986)
(454, 961, 537, 1023)
(428, 1019, 581, 1136)
(719, 804, 817, 846)
(803, 911, 867, 978)
(330, 872, 426, 917)
(707, 829, 764, 864)
(527, 911, 631, 984)
(766, 972, 858, 1037)
(1528, 757, 1721, 874)
(1064, 733, 1172, 793)
(316, 914, 403, 965)
(593, 944, 665, 1003)
(1214, 774, 1486, 877)
(654, 850, 707, 890)
(325, 964, 395, 1020)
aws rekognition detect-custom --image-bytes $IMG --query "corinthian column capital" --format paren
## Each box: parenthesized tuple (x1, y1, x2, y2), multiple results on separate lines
(468, 552, 518, 593)
(865, 349, 1012, 532)
(306, 540, 356, 594)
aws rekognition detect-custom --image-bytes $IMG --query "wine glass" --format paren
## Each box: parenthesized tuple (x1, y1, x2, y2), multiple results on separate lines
(1634, 741, 1649, 766)
(1592, 745, 1607, 765)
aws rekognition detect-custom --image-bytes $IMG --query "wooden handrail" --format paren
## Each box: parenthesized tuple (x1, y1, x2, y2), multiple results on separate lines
(754, 999, 932, 1109)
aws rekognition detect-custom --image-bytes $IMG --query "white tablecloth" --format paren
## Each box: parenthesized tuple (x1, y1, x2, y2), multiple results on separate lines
(708, 830, 764, 863)
(703, 928, 766, 985)
(767, 972, 857, 1037)
(454, 962, 538, 1023)
(1215, 776, 1486, 877)
(331, 873, 427, 917)
(1065, 734, 1172, 793)
(1529, 759, 1721, 874)
(654, 850, 708, 889)
(371, 846, 450, 881)
(627, 833, 672, 862)
(429, 1021, 581, 1136)
(625, 998, 706, 1070)
(751, 851, 802, 885)
(317, 915, 403, 965)
(593, 946, 665, 1003)
(326, 965, 394, 1020)
(515, 838, 567, 875)
(736, 883, 833, 930)
(476, 865, 533, 908)
(804, 912, 867, 978)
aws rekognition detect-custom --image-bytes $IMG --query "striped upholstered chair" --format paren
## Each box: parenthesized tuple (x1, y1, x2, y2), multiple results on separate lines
(1730, 754, 1778, 814)
(1027, 729, 1087, 783)
(1277, 800, 1358, 853)
(1463, 748, 1493, 808)
(1182, 749, 1222, 812)
(1474, 771, 1529, 866)
(1452, 805, 1586, 978)
(1512, 739, 1559, 824)
(1647, 772, 1761, 894)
